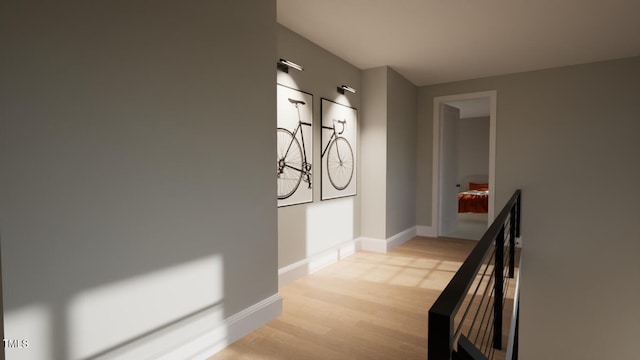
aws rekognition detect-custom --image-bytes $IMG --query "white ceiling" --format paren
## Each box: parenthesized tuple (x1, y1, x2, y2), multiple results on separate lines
(277, 0, 640, 86)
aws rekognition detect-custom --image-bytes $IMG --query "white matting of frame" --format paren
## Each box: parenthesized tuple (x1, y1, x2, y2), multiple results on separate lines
(277, 84, 314, 207)
(320, 99, 357, 200)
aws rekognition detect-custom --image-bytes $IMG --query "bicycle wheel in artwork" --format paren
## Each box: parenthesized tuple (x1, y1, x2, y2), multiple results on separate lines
(320, 98, 357, 200)
(277, 84, 314, 207)
(277, 128, 303, 199)
(326, 137, 354, 191)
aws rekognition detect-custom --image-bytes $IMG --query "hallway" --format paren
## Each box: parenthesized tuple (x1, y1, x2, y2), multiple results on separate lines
(210, 237, 481, 359)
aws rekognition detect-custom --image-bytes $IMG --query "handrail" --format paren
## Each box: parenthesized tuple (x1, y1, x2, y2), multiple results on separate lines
(428, 189, 521, 360)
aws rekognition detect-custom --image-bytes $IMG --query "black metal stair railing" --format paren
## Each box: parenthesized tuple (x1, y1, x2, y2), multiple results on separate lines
(428, 190, 521, 360)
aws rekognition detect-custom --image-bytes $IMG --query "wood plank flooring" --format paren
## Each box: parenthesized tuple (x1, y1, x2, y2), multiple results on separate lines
(208, 236, 517, 360)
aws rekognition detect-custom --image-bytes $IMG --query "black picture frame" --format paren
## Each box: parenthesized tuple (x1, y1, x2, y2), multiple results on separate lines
(320, 98, 357, 201)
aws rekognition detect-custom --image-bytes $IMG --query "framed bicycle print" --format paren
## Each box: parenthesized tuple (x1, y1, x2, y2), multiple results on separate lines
(277, 84, 314, 207)
(320, 98, 357, 200)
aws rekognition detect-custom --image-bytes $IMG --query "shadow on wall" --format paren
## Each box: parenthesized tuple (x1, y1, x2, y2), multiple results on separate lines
(277, 183, 357, 272)
(277, 72, 359, 271)
(3, 231, 230, 359)
(305, 198, 355, 256)
(1, 1, 279, 358)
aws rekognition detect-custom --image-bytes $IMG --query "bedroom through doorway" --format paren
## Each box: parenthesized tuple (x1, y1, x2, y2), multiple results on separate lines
(433, 91, 496, 241)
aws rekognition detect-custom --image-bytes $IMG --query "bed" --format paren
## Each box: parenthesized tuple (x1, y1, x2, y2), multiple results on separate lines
(458, 180, 489, 213)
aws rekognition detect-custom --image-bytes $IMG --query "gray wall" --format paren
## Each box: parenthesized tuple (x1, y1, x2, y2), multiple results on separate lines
(361, 67, 388, 239)
(0, 1, 277, 359)
(458, 116, 490, 187)
(386, 69, 417, 238)
(360, 66, 418, 240)
(417, 57, 640, 359)
(276, 25, 362, 268)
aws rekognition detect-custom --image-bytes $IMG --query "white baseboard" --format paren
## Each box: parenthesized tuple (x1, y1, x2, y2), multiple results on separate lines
(387, 226, 417, 251)
(162, 294, 282, 360)
(278, 227, 420, 287)
(278, 239, 360, 287)
(359, 236, 388, 253)
(360, 226, 417, 254)
(95, 294, 282, 360)
(416, 225, 436, 237)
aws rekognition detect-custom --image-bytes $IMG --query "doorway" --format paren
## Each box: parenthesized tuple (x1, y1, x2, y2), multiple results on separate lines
(432, 91, 496, 240)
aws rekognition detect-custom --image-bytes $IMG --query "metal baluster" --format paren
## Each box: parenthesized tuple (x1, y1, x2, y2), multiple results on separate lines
(493, 226, 504, 350)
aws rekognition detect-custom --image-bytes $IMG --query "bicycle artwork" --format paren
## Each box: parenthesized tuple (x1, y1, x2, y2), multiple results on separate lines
(320, 99, 357, 200)
(277, 84, 314, 207)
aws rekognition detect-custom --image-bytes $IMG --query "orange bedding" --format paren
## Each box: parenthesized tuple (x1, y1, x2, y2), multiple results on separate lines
(458, 191, 489, 213)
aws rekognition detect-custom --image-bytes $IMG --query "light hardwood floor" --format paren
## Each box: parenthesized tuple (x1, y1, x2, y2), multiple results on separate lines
(209, 236, 517, 360)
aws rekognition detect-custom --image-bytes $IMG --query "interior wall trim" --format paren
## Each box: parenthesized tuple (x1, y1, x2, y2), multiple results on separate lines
(278, 227, 418, 288)
(278, 239, 361, 288)
(432, 90, 497, 237)
(158, 294, 282, 360)
(360, 226, 417, 253)
(95, 294, 282, 360)
(416, 225, 437, 237)
(386, 226, 417, 251)
(359, 236, 387, 253)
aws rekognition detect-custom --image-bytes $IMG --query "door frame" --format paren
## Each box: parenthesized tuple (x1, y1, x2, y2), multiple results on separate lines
(432, 90, 497, 237)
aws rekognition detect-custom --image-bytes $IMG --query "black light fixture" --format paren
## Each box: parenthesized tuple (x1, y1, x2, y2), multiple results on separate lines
(337, 85, 357, 94)
(277, 58, 304, 73)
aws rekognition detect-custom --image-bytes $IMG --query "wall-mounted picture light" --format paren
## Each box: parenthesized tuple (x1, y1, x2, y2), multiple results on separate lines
(277, 58, 304, 73)
(337, 85, 357, 94)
